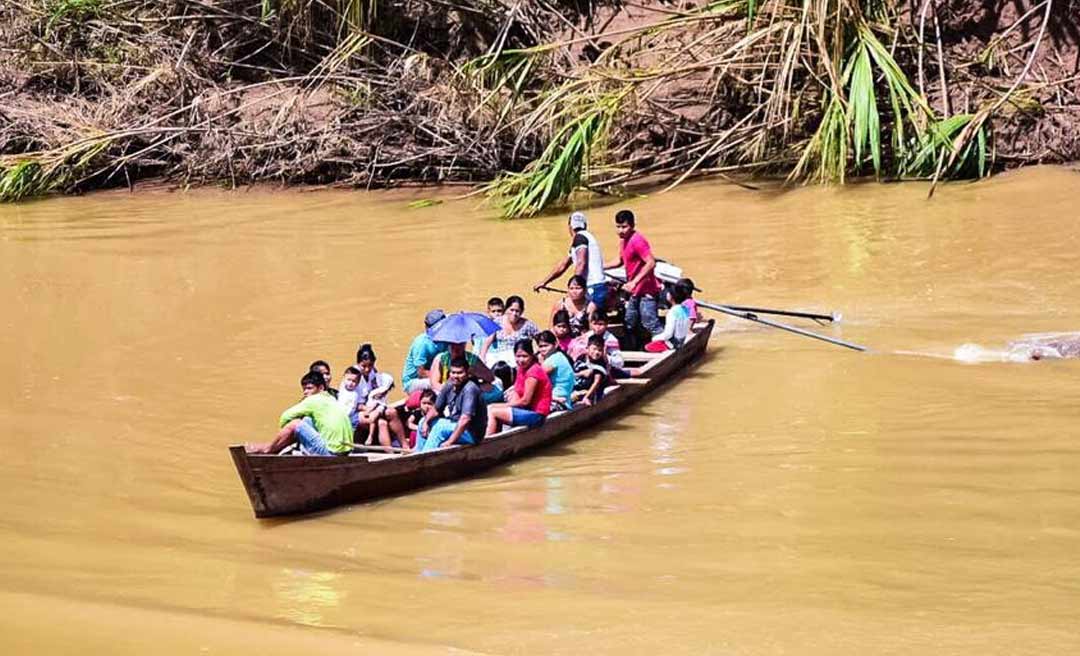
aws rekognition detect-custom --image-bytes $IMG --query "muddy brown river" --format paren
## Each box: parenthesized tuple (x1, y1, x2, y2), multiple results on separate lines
(2, 167, 1079, 654)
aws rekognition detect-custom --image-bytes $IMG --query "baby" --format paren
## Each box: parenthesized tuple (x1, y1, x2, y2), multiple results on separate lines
(336, 366, 363, 428)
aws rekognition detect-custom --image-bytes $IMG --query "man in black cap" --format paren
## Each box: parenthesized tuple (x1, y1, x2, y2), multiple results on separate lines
(401, 308, 448, 393)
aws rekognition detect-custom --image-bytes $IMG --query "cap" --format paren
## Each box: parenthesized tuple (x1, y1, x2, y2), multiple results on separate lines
(424, 309, 446, 328)
(569, 211, 587, 230)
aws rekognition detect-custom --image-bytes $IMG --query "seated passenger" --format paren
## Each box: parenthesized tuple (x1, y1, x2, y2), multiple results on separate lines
(356, 344, 408, 449)
(309, 359, 339, 398)
(245, 371, 353, 455)
(676, 278, 699, 322)
(407, 389, 437, 450)
(336, 366, 363, 428)
(569, 311, 624, 369)
(550, 275, 589, 336)
(645, 283, 692, 352)
(485, 339, 552, 435)
(536, 330, 575, 411)
(473, 297, 505, 353)
(402, 309, 449, 394)
(480, 295, 540, 367)
(428, 340, 492, 393)
(420, 357, 489, 451)
(573, 335, 610, 406)
(481, 360, 514, 405)
(552, 310, 575, 351)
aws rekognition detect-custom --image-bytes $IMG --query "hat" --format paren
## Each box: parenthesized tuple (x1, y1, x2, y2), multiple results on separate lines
(424, 309, 446, 328)
(569, 211, 587, 230)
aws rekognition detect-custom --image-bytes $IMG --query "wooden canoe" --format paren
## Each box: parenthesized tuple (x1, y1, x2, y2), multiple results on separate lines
(229, 319, 714, 518)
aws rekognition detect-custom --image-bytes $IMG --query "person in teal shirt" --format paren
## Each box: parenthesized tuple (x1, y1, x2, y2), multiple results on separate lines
(246, 371, 355, 455)
(536, 330, 575, 411)
(402, 309, 449, 393)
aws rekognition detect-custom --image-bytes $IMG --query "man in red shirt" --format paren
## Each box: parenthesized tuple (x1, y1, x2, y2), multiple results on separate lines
(606, 209, 661, 348)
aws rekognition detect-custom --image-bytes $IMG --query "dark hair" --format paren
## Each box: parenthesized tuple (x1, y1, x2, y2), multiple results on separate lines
(589, 310, 608, 324)
(536, 330, 556, 346)
(344, 366, 361, 377)
(491, 361, 514, 389)
(301, 371, 326, 388)
(449, 356, 470, 370)
(356, 343, 376, 363)
(419, 388, 437, 403)
(505, 295, 525, 312)
(309, 360, 330, 372)
(675, 277, 695, 298)
(567, 275, 586, 289)
(670, 283, 690, 304)
(586, 334, 606, 350)
(487, 296, 504, 308)
(552, 309, 571, 327)
(513, 338, 535, 357)
(615, 209, 635, 226)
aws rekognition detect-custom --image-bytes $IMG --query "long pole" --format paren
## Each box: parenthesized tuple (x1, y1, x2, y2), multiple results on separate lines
(697, 300, 868, 352)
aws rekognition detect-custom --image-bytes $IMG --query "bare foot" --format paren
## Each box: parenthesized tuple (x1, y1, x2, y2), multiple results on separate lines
(245, 442, 270, 454)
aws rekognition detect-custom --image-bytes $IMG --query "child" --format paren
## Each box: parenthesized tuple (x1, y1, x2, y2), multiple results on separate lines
(473, 296, 506, 353)
(568, 311, 624, 369)
(336, 366, 363, 428)
(645, 282, 692, 352)
(676, 277, 698, 322)
(552, 309, 575, 352)
(573, 334, 609, 406)
(407, 389, 437, 450)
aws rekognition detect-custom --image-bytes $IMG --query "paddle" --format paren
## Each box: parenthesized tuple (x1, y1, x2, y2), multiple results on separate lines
(695, 300, 868, 352)
(603, 272, 867, 352)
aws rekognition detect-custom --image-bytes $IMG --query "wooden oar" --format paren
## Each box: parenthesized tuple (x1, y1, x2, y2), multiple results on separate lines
(696, 300, 868, 352)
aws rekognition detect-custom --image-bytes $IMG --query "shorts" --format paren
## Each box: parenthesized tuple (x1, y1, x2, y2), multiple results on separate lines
(588, 283, 609, 309)
(294, 417, 343, 456)
(510, 408, 546, 428)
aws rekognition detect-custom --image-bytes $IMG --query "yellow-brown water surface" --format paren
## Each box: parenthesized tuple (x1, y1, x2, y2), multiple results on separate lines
(2, 167, 1080, 654)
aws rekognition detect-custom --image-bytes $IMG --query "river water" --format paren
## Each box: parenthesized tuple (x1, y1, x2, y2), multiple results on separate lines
(2, 167, 1079, 654)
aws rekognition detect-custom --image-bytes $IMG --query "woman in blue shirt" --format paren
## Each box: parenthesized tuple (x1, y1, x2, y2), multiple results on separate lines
(536, 330, 575, 411)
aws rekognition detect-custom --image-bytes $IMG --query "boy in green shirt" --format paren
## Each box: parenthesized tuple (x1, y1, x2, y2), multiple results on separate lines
(245, 371, 355, 455)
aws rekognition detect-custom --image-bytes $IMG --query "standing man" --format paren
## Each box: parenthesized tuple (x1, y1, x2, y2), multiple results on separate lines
(533, 211, 607, 314)
(606, 209, 661, 348)
(420, 357, 488, 451)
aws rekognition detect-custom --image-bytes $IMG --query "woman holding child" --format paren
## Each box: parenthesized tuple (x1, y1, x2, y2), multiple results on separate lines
(485, 339, 553, 435)
(355, 345, 409, 448)
(480, 295, 540, 367)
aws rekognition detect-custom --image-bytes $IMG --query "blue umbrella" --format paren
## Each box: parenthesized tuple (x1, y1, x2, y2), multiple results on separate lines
(427, 311, 500, 343)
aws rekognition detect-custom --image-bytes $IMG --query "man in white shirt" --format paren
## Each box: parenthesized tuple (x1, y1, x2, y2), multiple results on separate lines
(533, 212, 608, 314)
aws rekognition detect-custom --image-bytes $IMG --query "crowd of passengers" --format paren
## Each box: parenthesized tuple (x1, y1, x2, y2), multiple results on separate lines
(245, 210, 700, 457)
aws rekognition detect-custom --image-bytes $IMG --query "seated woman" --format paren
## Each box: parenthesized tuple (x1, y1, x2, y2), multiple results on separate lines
(480, 295, 540, 367)
(485, 339, 553, 436)
(550, 275, 589, 336)
(355, 344, 409, 449)
(536, 330, 575, 411)
(645, 282, 692, 352)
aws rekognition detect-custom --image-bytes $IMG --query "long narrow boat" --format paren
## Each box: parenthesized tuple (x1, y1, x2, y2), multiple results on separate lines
(229, 319, 714, 518)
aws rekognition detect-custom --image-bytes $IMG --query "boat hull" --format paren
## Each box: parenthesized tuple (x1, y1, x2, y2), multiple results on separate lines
(229, 320, 714, 517)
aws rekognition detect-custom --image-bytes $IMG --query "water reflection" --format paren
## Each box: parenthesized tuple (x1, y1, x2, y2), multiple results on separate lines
(271, 568, 342, 628)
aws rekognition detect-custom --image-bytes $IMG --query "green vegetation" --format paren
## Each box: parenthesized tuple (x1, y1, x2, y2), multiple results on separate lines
(0, 0, 1065, 209)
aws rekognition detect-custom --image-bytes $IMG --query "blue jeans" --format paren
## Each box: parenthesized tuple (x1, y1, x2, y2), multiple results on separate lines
(624, 293, 660, 340)
(294, 417, 334, 456)
(510, 408, 545, 428)
(588, 283, 609, 309)
(419, 418, 477, 452)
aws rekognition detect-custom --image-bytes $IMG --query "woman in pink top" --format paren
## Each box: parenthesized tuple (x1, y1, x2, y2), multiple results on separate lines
(485, 339, 553, 435)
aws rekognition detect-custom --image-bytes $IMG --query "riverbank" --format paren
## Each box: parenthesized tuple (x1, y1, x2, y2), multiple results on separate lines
(2, 1, 1078, 214)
